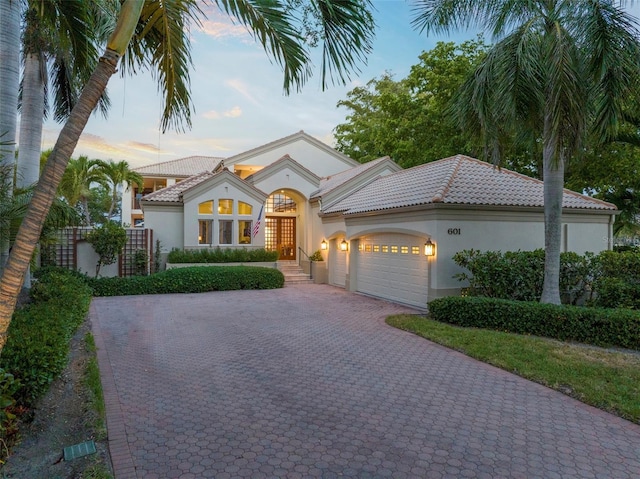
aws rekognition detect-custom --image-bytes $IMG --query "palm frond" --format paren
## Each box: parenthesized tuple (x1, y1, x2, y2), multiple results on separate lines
(410, 0, 540, 38)
(123, 0, 205, 132)
(215, 0, 312, 94)
(311, 0, 375, 90)
(578, 1, 640, 142)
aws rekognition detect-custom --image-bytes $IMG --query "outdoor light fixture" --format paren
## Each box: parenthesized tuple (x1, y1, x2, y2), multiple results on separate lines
(340, 239, 349, 251)
(321, 239, 328, 250)
(424, 239, 435, 256)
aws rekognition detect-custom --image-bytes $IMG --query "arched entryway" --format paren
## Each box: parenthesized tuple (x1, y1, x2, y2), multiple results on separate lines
(264, 190, 298, 260)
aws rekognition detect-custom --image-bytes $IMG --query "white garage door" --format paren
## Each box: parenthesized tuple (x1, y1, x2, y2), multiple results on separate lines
(329, 240, 348, 287)
(356, 234, 428, 308)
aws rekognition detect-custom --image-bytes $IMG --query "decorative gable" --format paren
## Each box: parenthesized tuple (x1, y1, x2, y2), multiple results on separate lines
(226, 131, 359, 179)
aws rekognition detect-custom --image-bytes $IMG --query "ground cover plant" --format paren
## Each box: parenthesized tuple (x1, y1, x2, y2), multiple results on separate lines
(386, 314, 640, 424)
(167, 247, 279, 264)
(0, 268, 93, 458)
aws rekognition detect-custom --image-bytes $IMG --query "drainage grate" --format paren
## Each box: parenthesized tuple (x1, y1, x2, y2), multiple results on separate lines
(63, 440, 97, 461)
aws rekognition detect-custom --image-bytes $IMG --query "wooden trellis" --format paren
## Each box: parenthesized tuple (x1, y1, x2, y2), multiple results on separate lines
(47, 227, 153, 277)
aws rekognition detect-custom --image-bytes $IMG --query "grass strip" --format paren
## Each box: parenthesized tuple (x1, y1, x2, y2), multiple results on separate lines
(386, 314, 640, 424)
(83, 333, 106, 439)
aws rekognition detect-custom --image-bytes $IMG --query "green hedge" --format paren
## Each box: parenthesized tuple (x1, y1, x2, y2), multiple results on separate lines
(452, 249, 592, 304)
(591, 250, 640, 309)
(167, 247, 279, 264)
(89, 265, 284, 296)
(0, 269, 92, 405)
(428, 296, 640, 350)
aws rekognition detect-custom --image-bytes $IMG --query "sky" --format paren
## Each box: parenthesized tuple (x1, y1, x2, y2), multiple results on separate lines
(39, 1, 640, 169)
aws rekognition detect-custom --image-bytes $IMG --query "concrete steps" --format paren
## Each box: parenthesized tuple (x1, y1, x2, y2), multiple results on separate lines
(277, 261, 313, 284)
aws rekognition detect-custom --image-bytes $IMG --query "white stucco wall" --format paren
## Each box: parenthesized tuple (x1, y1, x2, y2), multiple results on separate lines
(229, 137, 357, 178)
(143, 205, 184, 253)
(336, 206, 615, 299)
(75, 241, 119, 278)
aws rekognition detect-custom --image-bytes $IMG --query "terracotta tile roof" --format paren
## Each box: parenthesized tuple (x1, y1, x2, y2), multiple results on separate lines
(134, 156, 223, 177)
(311, 156, 393, 199)
(323, 155, 616, 215)
(141, 171, 214, 203)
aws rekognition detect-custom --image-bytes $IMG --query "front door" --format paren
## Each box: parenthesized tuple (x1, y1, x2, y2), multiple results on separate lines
(265, 217, 296, 260)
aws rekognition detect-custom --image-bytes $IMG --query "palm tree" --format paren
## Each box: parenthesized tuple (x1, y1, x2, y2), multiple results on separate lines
(58, 155, 109, 225)
(412, 0, 640, 304)
(0, 0, 376, 353)
(99, 160, 143, 220)
(16, 0, 114, 190)
(0, 0, 22, 270)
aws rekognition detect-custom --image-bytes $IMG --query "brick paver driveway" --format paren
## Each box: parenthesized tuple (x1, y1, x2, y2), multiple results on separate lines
(90, 284, 640, 479)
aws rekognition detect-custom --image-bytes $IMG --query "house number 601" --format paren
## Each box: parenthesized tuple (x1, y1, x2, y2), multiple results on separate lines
(447, 228, 461, 235)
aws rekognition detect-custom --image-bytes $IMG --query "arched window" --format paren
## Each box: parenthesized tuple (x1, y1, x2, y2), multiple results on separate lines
(266, 193, 296, 213)
(238, 201, 252, 215)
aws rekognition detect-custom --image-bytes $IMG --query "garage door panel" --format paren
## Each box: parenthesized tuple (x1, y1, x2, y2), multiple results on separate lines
(356, 234, 428, 309)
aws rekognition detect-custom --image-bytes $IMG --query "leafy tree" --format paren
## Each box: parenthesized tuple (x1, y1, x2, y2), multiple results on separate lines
(335, 37, 489, 167)
(0, 0, 376, 354)
(85, 221, 128, 277)
(86, 184, 116, 225)
(413, 0, 640, 304)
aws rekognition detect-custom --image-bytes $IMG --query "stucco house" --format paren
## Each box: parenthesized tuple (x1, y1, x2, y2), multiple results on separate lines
(127, 131, 617, 309)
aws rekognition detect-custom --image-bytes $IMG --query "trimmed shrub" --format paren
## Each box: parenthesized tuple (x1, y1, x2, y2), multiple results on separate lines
(453, 249, 593, 304)
(591, 250, 640, 309)
(89, 265, 284, 296)
(0, 269, 92, 405)
(167, 247, 279, 264)
(428, 296, 640, 350)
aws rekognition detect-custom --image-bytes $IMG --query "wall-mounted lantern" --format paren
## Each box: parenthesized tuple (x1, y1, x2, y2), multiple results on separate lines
(424, 239, 436, 256)
(321, 239, 328, 250)
(340, 239, 349, 251)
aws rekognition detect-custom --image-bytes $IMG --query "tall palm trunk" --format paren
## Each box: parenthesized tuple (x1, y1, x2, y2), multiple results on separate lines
(0, 0, 145, 354)
(540, 111, 564, 305)
(16, 53, 46, 289)
(0, 0, 21, 270)
(17, 53, 46, 188)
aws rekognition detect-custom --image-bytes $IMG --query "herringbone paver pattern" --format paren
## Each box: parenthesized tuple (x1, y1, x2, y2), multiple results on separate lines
(90, 284, 640, 479)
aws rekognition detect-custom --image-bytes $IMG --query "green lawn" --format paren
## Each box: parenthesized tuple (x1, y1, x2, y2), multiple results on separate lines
(386, 314, 640, 424)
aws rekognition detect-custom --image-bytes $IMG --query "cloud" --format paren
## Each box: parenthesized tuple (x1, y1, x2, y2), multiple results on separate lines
(125, 141, 161, 153)
(198, 19, 249, 40)
(226, 79, 259, 105)
(202, 106, 242, 120)
(203, 110, 221, 120)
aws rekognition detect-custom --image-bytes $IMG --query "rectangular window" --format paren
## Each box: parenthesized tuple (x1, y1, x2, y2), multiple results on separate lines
(391, 245, 398, 253)
(373, 245, 380, 252)
(198, 220, 212, 245)
(238, 220, 252, 244)
(219, 220, 233, 244)
(218, 199, 233, 215)
(358, 243, 363, 251)
(412, 246, 420, 255)
(238, 201, 252, 215)
(364, 244, 372, 252)
(401, 246, 409, 254)
(382, 245, 388, 253)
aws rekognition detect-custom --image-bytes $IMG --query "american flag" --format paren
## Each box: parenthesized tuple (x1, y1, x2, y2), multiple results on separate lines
(252, 204, 264, 237)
